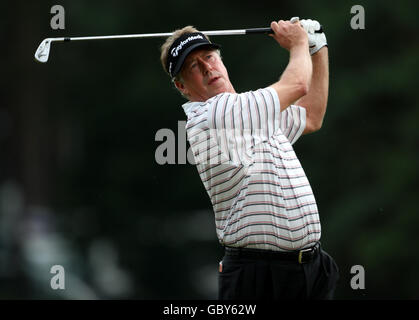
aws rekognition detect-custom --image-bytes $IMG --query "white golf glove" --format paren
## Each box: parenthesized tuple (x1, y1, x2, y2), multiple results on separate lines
(300, 19, 327, 55)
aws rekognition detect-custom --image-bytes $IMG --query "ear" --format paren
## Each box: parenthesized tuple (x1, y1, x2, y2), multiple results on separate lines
(174, 80, 189, 97)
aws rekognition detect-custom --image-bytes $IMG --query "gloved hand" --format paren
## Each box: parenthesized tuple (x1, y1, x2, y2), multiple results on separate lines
(300, 19, 327, 55)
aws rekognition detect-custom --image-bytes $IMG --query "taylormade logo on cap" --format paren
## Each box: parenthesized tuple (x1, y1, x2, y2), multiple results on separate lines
(170, 34, 204, 57)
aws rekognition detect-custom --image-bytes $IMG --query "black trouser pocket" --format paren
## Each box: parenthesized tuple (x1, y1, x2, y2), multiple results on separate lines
(316, 250, 340, 299)
(218, 258, 244, 300)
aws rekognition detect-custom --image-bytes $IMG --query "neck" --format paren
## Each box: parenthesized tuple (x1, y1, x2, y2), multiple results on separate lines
(189, 83, 236, 102)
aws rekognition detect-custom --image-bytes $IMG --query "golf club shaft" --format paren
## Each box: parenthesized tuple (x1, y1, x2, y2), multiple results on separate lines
(48, 26, 323, 42)
(49, 28, 266, 43)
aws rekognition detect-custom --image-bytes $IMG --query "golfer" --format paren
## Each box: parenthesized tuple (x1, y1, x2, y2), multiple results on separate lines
(160, 18, 339, 299)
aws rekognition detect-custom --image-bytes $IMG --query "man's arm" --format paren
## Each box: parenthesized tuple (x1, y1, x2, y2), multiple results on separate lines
(269, 20, 312, 111)
(297, 46, 329, 134)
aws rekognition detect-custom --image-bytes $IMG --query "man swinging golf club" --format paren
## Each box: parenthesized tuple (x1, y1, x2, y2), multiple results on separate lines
(160, 17, 339, 300)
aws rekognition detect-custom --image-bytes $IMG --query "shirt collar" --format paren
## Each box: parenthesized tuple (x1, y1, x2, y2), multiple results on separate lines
(182, 93, 226, 114)
(182, 101, 202, 114)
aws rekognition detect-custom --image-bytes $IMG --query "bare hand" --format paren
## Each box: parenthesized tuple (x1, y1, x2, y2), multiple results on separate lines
(269, 19, 308, 51)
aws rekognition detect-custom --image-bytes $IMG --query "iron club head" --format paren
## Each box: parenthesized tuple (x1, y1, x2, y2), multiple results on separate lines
(34, 38, 52, 63)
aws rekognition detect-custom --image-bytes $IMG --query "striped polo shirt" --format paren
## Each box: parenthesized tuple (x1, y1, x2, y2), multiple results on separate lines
(182, 87, 321, 251)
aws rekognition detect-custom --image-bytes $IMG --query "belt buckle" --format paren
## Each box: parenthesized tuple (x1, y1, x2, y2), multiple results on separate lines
(298, 247, 312, 264)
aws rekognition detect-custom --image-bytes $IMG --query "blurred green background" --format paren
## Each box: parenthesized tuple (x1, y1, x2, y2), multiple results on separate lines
(1, 0, 418, 299)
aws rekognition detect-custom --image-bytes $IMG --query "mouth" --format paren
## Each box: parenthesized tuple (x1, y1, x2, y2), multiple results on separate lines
(208, 76, 221, 85)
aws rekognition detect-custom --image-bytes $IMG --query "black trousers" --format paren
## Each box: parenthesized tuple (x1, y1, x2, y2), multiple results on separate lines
(218, 244, 339, 300)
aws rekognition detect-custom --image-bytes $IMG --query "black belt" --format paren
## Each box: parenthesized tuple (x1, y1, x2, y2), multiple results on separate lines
(224, 242, 320, 264)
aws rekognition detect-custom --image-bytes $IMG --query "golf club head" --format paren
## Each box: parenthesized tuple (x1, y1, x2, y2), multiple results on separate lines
(34, 38, 51, 63)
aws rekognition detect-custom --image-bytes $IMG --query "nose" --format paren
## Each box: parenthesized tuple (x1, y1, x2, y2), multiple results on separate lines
(198, 57, 213, 74)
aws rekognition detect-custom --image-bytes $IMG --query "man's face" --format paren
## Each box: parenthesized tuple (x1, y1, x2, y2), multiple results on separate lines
(175, 48, 235, 102)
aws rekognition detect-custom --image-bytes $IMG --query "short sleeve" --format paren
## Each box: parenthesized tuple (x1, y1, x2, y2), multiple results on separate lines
(206, 88, 306, 165)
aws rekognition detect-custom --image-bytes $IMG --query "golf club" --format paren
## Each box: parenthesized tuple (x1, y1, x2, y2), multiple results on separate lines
(34, 18, 323, 63)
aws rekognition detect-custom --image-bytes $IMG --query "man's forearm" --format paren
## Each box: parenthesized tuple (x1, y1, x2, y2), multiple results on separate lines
(282, 44, 313, 95)
(297, 47, 329, 134)
(271, 43, 313, 111)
